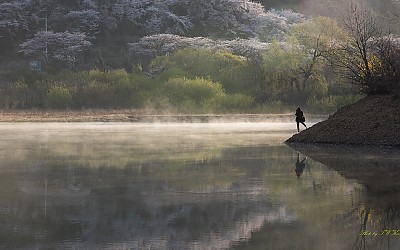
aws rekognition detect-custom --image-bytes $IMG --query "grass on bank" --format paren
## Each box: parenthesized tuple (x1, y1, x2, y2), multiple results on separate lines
(0, 68, 363, 115)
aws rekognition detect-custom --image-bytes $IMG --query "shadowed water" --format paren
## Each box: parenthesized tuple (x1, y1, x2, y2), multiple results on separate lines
(0, 122, 399, 249)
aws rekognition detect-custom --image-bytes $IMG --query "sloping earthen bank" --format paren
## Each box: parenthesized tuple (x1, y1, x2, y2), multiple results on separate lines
(286, 95, 400, 147)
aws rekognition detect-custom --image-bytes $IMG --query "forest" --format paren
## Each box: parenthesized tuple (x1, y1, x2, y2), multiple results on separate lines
(0, 0, 400, 113)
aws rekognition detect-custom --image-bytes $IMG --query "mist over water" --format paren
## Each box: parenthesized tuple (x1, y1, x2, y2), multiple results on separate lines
(0, 122, 399, 249)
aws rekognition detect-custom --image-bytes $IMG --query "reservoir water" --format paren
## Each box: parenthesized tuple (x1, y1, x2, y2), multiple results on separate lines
(0, 122, 399, 249)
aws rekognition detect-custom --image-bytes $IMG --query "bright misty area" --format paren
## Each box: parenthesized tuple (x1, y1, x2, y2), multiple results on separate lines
(1, 1, 400, 250)
(0, 122, 400, 249)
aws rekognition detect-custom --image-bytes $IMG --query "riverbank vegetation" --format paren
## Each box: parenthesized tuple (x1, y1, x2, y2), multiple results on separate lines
(1, 0, 399, 114)
(0, 48, 362, 113)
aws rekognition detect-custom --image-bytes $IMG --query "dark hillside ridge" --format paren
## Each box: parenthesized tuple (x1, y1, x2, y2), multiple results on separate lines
(286, 95, 400, 147)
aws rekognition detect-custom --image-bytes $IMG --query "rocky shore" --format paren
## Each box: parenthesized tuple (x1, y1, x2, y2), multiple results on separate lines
(286, 95, 400, 147)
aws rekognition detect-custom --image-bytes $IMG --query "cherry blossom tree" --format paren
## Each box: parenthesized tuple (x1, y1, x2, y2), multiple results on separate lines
(19, 31, 91, 67)
(109, 0, 193, 35)
(0, 2, 27, 33)
(250, 9, 305, 42)
(128, 34, 271, 61)
(1, 0, 307, 69)
(65, 10, 100, 35)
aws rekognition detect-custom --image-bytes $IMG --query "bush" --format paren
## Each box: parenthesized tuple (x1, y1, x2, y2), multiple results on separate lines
(47, 85, 73, 109)
(7, 81, 29, 108)
(159, 77, 255, 112)
(71, 69, 139, 108)
(209, 93, 254, 111)
(152, 48, 254, 94)
(154, 67, 190, 83)
(164, 77, 224, 105)
(0, 66, 361, 113)
(75, 80, 111, 108)
(5, 79, 49, 108)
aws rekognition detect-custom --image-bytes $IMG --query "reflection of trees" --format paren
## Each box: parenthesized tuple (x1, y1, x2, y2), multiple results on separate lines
(353, 206, 400, 250)
(5, 125, 400, 249)
(289, 144, 400, 250)
(0, 144, 296, 249)
(6, 142, 354, 249)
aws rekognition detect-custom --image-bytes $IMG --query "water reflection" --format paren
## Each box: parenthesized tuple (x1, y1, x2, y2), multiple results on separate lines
(0, 123, 399, 249)
(288, 143, 400, 250)
(295, 152, 307, 177)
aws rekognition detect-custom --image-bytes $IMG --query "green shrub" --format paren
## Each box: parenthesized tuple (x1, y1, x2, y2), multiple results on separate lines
(4, 79, 49, 108)
(164, 77, 224, 105)
(75, 80, 112, 108)
(70, 69, 140, 108)
(7, 81, 29, 108)
(131, 74, 160, 92)
(209, 93, 254, 111)
(47, 85, 73, 109)
(155, 67, 190, 83)
(86, 68, 129, 83)
(152, 48, 254, 94)
(0, 66, 361, 113)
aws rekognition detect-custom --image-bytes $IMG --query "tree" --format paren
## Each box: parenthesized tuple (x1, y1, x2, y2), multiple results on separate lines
(2, 0, 307, 70)
(127, 34, 271, 72)
(369, 35, 400, 93)
(249, 9, 305, 42)
(288, 16, 347, 99)
(19, 31, 91, 67)
(110, 0, 194, 35)
(0, 1, 30, 53)
(65, 10, 100, 36)
(325, 4, 400, 95)
(327, 5, 383, 94)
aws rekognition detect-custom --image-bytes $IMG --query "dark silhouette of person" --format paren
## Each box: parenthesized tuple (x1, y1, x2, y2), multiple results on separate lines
(295, 107, 307, 132)
(295, 152, 307, 177)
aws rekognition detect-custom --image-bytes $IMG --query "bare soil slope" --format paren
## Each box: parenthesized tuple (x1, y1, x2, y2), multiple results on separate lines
(286, 95, 400, 147)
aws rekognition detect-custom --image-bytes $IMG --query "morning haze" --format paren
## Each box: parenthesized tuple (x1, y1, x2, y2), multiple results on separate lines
(0, 0, 400, 249)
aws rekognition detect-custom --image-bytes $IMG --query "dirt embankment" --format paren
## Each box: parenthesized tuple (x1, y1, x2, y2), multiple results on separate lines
(286, 95, 400, 147)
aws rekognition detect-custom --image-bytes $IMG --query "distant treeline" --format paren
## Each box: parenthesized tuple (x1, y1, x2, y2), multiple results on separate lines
(2, 0, 400, 113)
(1, 0, 399, 73)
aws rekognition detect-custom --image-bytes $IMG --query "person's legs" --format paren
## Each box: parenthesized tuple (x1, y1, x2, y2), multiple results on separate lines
(297, 122, 300, 132)
(301, 122, 307, 129)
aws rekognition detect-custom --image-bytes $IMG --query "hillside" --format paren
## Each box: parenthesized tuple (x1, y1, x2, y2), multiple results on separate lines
(286, 95, 400, 147)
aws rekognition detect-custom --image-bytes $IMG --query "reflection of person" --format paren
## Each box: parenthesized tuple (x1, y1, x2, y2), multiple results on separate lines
(295, 152, 307, 177)
(295, 107, 307, 132)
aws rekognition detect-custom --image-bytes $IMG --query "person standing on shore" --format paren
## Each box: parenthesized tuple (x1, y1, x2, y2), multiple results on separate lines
(295, 107, 307, 132)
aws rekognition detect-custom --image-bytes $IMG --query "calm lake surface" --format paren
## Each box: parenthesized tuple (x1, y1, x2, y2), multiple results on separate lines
(0, 122, 400, 250)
